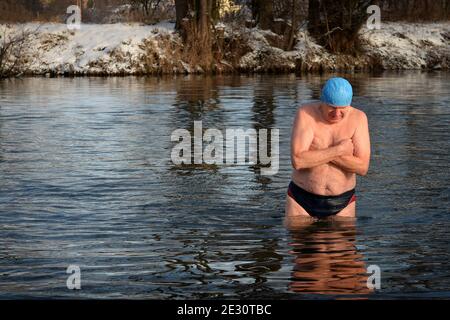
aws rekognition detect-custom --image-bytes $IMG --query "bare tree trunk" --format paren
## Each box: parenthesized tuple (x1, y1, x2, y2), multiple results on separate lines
(175, 0, 188, 31)
(199, 0, 213, 68)
(308, 0, 320, 37)
(285, 0, 297, 51)
(307, 0, 371, 54)
(260, 0, 274, 30)
(175, 0, 214, 71)
(208, 0, 220, 24)
(252, 0, 274, 31)
(198, 0, 209, 36)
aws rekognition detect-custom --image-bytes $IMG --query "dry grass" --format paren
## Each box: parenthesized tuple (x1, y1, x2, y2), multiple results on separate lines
(139, 33, 184, 74)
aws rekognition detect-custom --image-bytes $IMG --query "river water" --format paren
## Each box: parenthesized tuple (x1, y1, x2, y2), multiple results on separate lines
(0, 72, 449, 299)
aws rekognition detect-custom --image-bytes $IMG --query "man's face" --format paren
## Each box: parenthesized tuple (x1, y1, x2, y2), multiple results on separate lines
(320, 103, 350, 124)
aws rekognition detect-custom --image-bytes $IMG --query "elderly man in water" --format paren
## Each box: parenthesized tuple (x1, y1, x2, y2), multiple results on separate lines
(285, 77, 371, 219)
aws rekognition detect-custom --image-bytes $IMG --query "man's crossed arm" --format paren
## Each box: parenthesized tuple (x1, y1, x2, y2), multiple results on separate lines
(330, 154, 369, 176)
(291, 109, 371, 176)
(331, 112, 371, 176)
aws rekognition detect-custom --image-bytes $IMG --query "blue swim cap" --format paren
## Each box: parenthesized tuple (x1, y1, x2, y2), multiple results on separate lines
(320, 77, 353, 107)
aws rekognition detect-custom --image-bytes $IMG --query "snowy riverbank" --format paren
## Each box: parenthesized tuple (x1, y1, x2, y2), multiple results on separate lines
(2, 21, 449, 76)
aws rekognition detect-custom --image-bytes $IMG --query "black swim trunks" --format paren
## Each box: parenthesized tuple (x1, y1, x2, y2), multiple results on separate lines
(287, 181, 356, 219)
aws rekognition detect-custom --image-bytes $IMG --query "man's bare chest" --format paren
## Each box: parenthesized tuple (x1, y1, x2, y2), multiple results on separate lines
(310, 123, 356, 150)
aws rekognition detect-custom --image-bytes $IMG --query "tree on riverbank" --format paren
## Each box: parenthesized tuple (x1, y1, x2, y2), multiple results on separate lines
(307, 0, 372, 54)
(173, 0, 307, 71)
(174, 0, 221, 71)
(250, 0, 274, 31)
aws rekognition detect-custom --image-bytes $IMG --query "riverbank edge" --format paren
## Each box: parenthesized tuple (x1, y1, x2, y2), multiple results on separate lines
(1, 22, 449, 77)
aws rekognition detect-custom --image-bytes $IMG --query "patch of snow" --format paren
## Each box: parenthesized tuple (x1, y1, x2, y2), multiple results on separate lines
(360, 22, 450, 69)
(1, 21, 449, 75)
(2, 22, 175, 75)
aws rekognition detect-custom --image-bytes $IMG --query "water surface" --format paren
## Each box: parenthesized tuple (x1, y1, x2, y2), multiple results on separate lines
(0, 72, 449, 299)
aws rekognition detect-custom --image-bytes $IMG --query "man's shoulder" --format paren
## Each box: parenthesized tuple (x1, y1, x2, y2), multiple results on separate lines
(351, 107, 368, 122)
(297, 103, 319, 118)
(295, 104, 318, 127)
(350, 108, 369, 132)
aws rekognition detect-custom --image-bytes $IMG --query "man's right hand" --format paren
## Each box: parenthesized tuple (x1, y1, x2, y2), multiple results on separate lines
(337, 139, 354, 156)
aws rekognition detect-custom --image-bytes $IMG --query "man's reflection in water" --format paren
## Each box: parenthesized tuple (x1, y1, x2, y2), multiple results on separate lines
(284, 216, 372, 297)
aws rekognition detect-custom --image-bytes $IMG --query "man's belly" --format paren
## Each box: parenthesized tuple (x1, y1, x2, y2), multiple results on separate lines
(291, 164, 356, 196)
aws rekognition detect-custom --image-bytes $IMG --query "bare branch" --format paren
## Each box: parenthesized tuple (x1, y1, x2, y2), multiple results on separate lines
(0, 25, 39, 78)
